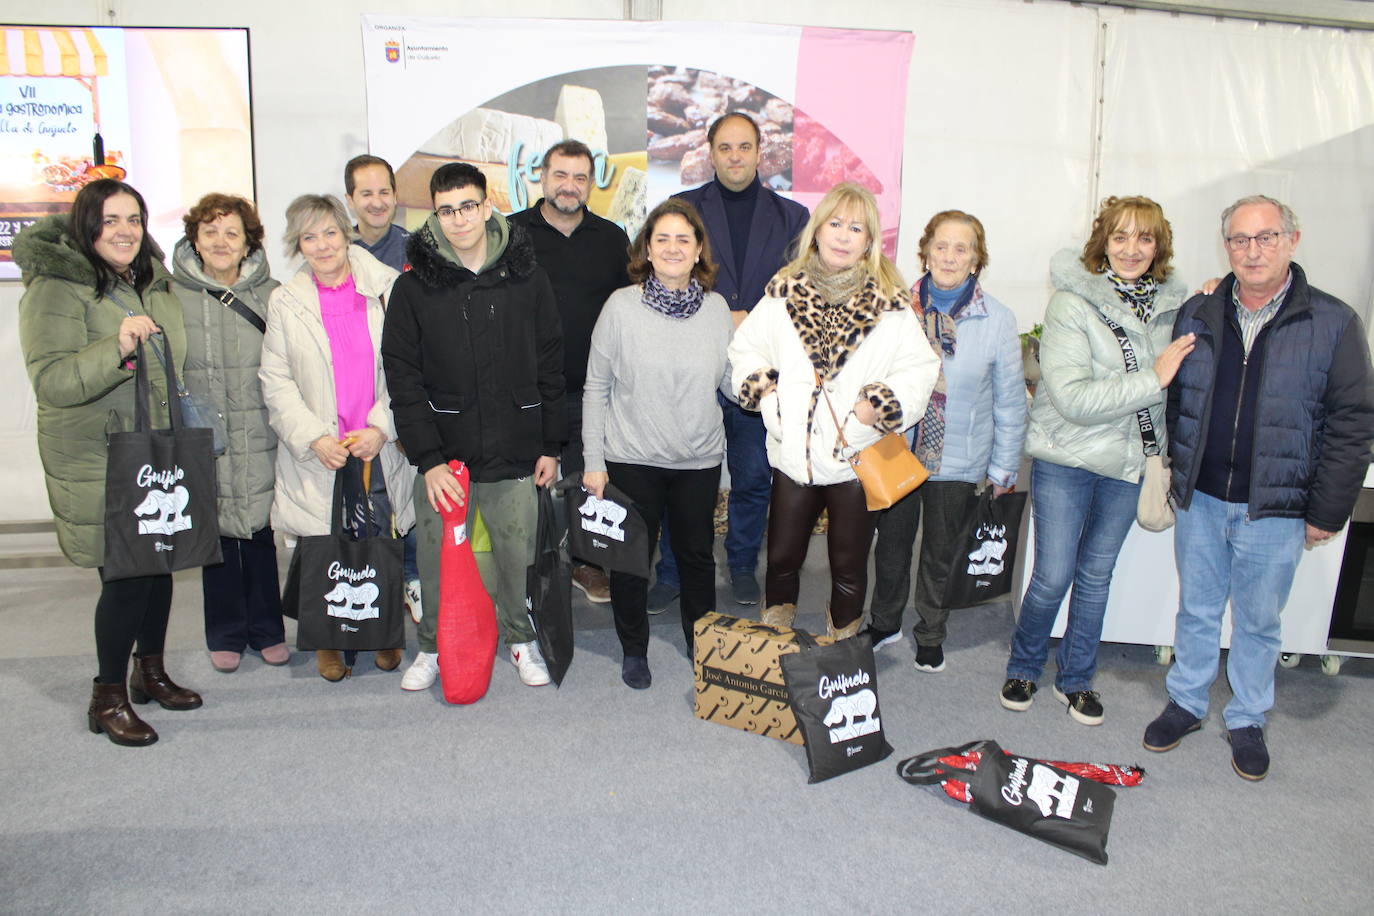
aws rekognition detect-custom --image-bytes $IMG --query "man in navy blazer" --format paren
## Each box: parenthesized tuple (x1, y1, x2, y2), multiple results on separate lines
(647, 112, 809, 610)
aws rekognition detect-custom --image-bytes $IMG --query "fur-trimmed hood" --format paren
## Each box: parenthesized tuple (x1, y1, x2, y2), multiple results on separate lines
(1049, 247, 1187, 328)
(764, 269, 913, 384)
(12, 213, 171, 291)
(404, 211, 537, 291)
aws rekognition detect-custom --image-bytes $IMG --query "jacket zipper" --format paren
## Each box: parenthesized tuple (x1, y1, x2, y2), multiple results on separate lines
(1224, 348, 1248, 502)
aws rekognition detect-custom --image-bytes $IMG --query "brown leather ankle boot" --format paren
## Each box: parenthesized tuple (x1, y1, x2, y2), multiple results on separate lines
(760, 604, 797, 628)
(129, 654, 203, 710)
(88, 680, 158, 747)
(316, 650, 348, 682)
(375, 648, 403, 671)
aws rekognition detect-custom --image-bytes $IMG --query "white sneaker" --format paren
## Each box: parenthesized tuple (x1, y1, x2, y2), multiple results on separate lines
(509, 641, 551, 687)
(405, 579, 423, 623)
(400, 651, 439, 691)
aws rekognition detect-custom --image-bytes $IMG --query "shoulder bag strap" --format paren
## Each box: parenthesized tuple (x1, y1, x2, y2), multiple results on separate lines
(206, 287, 267, 334)
(1096, 312, 1161, 458)
(815, 370, 856, 458)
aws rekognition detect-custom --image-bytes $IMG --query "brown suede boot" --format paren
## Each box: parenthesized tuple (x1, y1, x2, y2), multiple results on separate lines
(129, 654, 203, 710)
(826, 605, 862, 641)
(375, 648, 403, 671)
(760, 604, 797, 628)
(316, 650, 348, 682)
(88, 680, 158, 747)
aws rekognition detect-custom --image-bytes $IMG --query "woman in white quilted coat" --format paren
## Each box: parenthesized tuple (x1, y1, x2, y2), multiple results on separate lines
(729, 182, 939, 639)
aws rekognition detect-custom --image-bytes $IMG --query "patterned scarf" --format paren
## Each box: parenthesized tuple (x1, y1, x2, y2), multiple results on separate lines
(641, 273, 705, 319)
(1105, 269, 1159, 322)
(805, 251, 866, 307)
(910, 274, 973, 472)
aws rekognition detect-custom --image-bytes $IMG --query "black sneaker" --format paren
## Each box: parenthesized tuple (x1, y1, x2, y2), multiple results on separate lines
(1053, 686, 1104, 726)
(913, 643, 945, 673)
(1142, 699, 1201, 752)
(862, 625, 903, 650)
(730, 570, 761, 606)
(1226, 725, 1269, 781)
(1000, 678, 1036, 711)
(645, 580, 679, 616)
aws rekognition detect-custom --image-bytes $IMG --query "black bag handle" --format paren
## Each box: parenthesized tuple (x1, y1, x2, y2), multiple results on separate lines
(896, 740, 996, 786)
(130, 333, 184, 434)
(329, 457, 382, 540)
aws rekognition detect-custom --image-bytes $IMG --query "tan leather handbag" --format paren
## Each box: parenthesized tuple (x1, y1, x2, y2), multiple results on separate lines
(819, 382, 928, 510)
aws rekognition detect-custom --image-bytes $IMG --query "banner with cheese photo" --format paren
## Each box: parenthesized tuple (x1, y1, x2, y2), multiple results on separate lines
(361, 17, 913, 252)
(0, 26, 254, 279)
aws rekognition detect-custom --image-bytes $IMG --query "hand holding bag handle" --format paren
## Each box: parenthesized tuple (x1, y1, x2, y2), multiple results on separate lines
(816, 371, 928, 510)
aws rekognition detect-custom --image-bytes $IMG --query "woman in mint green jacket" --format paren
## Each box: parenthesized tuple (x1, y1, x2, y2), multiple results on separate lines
(16, 179, 203, 748)
(1000, 196, 1195, 727)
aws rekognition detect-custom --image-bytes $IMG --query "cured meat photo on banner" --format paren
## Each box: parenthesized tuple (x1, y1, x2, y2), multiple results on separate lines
(362, 17, 912, 255)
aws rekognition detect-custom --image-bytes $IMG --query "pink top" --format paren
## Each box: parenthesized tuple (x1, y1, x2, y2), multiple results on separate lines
(316, 275, 375, 434)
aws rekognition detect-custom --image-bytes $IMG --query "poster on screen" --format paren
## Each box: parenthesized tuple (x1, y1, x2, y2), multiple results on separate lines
(361, 17, 912, 253)
(0, 25, 254, 279)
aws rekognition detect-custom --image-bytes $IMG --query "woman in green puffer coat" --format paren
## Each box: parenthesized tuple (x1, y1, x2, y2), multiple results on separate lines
(172, 194, 285, 674)
(16, 179, 204, 748)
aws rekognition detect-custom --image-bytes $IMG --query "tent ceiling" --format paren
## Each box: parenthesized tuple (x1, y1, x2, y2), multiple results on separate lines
(1060, 1, 1374, 31)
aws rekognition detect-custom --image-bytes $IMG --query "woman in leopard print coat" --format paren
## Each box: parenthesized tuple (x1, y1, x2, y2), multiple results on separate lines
(728, 183, 940, 639)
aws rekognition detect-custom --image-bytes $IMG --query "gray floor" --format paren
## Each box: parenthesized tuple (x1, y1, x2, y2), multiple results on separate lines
(0, 539, 1370, 914)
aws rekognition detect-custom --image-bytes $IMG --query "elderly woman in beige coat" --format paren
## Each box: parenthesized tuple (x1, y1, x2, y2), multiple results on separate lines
(259, 194, 416, 681)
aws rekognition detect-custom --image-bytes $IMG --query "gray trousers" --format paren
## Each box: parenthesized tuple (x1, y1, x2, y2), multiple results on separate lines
(413, 473, 537, 651)
(869, 479, 975, 647)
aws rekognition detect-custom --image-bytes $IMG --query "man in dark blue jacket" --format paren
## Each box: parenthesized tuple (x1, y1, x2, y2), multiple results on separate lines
(1144, 195, 1374, 781)
(649, 112, 809, 609)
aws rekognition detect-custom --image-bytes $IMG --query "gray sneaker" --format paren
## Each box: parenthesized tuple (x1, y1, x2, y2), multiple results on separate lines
(646, 580, 679, 615)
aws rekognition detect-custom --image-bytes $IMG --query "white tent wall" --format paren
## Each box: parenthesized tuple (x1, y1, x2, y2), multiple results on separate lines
(1, 0, 1371, 523)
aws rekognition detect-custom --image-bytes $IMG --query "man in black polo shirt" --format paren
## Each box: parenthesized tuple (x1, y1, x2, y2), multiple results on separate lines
(510, 140, 631, 604)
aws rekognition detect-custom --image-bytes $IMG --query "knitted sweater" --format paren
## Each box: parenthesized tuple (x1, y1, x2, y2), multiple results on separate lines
(582, 284, 733, 472)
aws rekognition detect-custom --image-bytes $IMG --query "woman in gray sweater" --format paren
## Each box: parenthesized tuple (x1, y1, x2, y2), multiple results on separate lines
(582, 199, 733, 689)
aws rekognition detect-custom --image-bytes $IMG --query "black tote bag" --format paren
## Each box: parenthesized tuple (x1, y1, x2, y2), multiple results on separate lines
(527, 485, 574, 686)
(102, 338, 221, 581)
(896, 739, 1116, 866)
(290, 461, 405, 652)
(780, 633, 893, 783)
(941, 489, 1028, 609)
(564, 476, 651, 579)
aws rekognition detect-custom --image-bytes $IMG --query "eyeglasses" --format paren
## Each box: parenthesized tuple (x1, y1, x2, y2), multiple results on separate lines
(1224, 230, 1288, 252)
(434, 200, 483, 221)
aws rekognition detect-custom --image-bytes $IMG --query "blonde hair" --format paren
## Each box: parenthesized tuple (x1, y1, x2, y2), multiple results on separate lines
(282, 194, 357, 260)
(779, 182, 905, 298)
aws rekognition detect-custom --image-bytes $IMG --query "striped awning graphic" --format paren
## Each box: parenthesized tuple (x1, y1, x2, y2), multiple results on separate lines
(0, 27, 108, 78)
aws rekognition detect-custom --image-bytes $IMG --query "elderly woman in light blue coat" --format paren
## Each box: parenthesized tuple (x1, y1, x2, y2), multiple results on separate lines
(867, 211, 1026, 674)
(1000, 196, 1196, 727)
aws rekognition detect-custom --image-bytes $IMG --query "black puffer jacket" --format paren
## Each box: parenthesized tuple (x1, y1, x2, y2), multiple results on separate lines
(381, 214, 566, 482)
(1167, 263, 1374, 529)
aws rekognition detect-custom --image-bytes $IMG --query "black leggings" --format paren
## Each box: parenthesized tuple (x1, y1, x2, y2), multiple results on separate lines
(764, 472, 876, 629)
(94, 573, 173, 684)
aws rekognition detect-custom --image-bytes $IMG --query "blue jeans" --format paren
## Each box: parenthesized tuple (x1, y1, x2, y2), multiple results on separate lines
(1166, 490, 1304, 729)
(1006, 459, 1139, 693)
(655, 394, 770, 586)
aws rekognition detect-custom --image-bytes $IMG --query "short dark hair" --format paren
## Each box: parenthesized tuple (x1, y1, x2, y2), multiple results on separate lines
(182, 193, 266, 257)
(344, 155, 396, 195)
(707, 112, 760, 146)
(627, 198, 717, 291)
(543, 139, 594, 172)
(69, 178, 156, 297)
(429, 162, 487, 202)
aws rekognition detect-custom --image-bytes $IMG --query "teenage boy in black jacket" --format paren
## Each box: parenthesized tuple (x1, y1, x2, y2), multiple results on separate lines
(382, 162, 566, 691)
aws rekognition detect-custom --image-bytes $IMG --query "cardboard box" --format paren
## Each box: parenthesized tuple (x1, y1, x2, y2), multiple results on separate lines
(693, 613, 822, 745)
